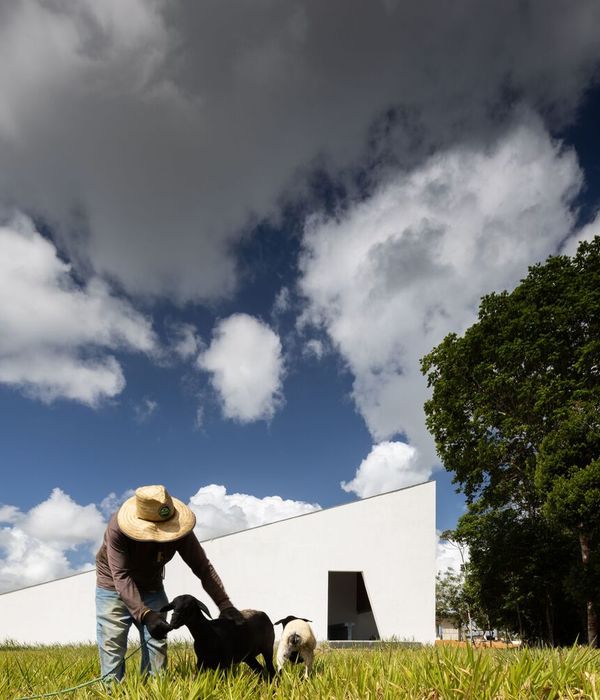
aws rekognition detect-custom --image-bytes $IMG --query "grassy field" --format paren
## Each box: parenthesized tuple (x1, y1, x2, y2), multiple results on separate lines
(2, 641, 600, 699)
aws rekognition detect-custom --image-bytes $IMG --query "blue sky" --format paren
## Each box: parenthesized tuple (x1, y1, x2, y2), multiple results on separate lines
(1, 1, 600, 590)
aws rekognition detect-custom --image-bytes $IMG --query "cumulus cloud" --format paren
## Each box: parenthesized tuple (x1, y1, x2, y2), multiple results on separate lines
(188, 484, 321, 541)
(341, 441, 428, 498)
(0, 505, 21, 524)
(19, 488, 105, 550)
(198, 314, 284, 423)
(0, 529, 78, 593)
(0, 488, 105, 592)
(0, 2, 599, 302)
(0, 483, 320, 592)
(300, 116, 582, 472)
(0, 213, 156, 405)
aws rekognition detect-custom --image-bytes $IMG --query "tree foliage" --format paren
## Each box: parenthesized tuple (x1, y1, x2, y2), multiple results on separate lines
(436, 569, 469, 632)
(453, 507, 581, 645)
(422, 237, 600, 645)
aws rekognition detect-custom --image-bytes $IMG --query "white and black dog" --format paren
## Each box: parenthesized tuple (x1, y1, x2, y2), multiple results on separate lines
(274, 615, 316, 677)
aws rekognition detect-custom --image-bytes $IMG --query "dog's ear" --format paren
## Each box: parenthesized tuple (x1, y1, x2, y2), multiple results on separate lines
(160, 602, 174, 612)
(299, 618, 312, 623)
(274, 615, 300, 627)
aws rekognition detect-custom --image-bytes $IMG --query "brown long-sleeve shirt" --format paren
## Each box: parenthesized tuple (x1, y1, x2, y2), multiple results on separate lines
(96, 513, 232, 622)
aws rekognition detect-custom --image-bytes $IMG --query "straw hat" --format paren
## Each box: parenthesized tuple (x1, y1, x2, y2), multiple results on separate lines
(117, 485, 196, 542)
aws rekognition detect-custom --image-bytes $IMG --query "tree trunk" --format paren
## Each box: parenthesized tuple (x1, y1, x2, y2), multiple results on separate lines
(587, 602, 598, 648)
(579, 530, 598, 647)
(545, 593, 554, 647)
(466, 604, 473, 643)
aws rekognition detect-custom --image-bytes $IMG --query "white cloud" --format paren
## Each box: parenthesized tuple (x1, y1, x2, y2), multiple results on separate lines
(198, 314, 284, 423)
(99, 490, 135, 519)
(0, 2, 598, 302)
(0, 213, 156, 405)
(19, 488, 105, 550)
(300, 116, 582, 472)
(0, 353, 125, 405)
(168, 322, 202, 361)
(0, 505, 21, 524)
(0, 528, 78, 593)
(341, 441, 429, 498)
(188, 484, 321, 541)
(0, 488, 105, 592)
(436, 532, 469, 575)
(561, 215, 600, 257)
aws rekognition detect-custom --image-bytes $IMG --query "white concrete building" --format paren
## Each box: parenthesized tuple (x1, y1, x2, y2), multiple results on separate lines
(0, 481, 435, 645)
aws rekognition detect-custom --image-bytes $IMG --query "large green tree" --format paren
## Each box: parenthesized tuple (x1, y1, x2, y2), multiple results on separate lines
(536, 399, 600, 645)
(452, 506, 580, 645)
(422, 237, 600, 645)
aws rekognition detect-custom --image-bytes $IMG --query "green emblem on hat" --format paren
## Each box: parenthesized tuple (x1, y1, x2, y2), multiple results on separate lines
(159, 505, 172, 519)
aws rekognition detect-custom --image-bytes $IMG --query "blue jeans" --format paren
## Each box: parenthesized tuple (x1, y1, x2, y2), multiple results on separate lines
(96, 587, 169, 681)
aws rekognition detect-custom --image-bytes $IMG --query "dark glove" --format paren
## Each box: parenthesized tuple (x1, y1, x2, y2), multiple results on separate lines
(219, 606, 245, 626)
(144, 610, 172, 639)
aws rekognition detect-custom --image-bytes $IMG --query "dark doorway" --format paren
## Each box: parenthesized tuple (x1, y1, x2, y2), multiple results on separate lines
(327, 571, 380, 640)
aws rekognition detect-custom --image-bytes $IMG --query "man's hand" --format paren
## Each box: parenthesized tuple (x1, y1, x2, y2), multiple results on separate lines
(144, 610, 172, 639)
(219, 606, 245, 626)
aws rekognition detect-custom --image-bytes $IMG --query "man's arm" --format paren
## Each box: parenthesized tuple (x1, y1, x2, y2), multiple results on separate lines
(105, 526, 152, 623)
(177, 533, 233, 611)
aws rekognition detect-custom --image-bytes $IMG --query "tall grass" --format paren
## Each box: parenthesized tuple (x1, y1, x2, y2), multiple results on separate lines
(2, 641, 600, 699)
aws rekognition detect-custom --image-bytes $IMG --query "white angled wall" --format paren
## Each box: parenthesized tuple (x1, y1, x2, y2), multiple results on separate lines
(0, 481, 435, 645)
(0, 568, 97, 644)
